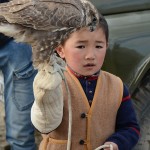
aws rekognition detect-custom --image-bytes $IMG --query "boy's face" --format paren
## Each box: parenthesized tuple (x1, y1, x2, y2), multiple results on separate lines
(56, 27, 108, 76)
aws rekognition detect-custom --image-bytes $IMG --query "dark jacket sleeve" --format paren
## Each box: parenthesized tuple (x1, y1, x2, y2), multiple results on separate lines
(0, 33, 13, 47)
(0, 0, 13, 47)
(106, 84, 140, 150)
(0, 0, 9, 3)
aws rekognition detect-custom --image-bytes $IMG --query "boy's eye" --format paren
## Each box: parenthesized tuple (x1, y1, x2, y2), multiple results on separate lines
(76, 45, 85, 49)
(96, 45, 103, 49)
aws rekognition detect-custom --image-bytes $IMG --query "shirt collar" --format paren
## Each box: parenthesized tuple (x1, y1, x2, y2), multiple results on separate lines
(67, 65, 100, 80)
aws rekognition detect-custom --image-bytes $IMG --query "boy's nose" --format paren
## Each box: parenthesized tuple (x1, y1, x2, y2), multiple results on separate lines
(85, 49, 95, 60)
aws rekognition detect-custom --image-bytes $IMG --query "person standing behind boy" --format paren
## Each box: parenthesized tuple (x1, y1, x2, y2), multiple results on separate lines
(0, 35, 37, 150)
(31, 1, 140, 150)
(0, 1, 37, 148)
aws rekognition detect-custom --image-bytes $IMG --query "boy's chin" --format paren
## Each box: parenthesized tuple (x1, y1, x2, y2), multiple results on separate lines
(81, 70, 100, 77)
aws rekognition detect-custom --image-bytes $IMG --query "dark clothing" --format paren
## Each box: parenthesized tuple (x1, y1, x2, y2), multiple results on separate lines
(0, 0, 9, 3)
(0, 34, 13, 47)
(0, 0, 13, 47)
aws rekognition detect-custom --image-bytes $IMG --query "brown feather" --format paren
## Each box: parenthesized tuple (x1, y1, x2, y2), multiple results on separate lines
(0, 0, 99, 70)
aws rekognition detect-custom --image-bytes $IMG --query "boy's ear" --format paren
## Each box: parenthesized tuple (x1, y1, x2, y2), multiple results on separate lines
(55, 46, 65, 58)
(106, 42, 109, 49)
(105, 42, 109, 50)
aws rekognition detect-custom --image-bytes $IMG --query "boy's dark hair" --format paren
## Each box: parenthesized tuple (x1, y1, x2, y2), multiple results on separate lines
(99, 14, 109, 43)
(60, 13, 109, 46)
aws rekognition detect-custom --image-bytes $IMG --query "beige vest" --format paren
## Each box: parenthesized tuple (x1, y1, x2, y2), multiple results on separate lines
(39, 70, 123, 150)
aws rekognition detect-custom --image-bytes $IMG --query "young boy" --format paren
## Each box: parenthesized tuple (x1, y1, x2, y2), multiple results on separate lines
(32, 17, 140, 150)
(30, 1, 140, 150)
(0, 0, 139, 149)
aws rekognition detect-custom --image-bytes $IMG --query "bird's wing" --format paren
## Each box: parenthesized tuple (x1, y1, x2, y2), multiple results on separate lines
(0, 0, 86, 31)
(0, 0, 99, 69)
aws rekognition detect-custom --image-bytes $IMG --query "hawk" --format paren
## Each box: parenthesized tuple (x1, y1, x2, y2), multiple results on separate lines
(0, 1, 100, 149)
(0, 0, 99, 69)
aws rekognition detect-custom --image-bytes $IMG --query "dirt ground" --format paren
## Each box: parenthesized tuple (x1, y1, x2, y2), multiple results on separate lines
(0, 101, 42, 150)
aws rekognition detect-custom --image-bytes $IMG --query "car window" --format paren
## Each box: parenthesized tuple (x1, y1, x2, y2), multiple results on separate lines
(102, 10, 150, 87)
(91, 0, 150, 14)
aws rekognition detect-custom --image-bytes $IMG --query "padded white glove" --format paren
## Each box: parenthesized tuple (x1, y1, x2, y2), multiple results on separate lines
(31, 55, 65, 133)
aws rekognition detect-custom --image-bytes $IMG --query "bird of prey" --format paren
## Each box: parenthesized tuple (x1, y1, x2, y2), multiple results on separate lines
(0, 2, 99, 148)
(0, 0, 99, 70)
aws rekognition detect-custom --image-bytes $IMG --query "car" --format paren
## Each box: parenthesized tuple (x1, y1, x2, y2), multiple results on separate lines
(0, 71, 4, 102)
(91, 0, 150, 149)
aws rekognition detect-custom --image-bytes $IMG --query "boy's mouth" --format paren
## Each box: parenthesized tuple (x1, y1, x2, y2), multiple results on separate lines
(84, 63, 96, 67)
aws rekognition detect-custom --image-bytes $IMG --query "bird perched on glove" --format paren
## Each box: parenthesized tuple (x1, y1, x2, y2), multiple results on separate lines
(0, 0, 100, 137)
(0, 0, 99, 70)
